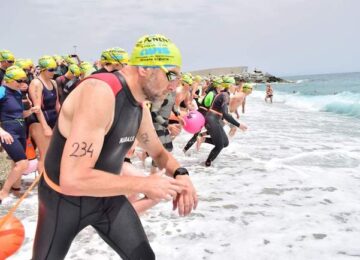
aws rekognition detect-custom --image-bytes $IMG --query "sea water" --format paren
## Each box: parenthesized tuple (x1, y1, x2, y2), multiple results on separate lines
(2, 72, 360, 259)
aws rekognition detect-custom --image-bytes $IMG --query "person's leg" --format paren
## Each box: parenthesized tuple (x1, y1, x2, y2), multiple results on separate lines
(33, 178, 82, 260)
(29, 123, 51, 174)
(204, 116, 226, 166)
(92, 196, 155, 260)
(0, 160, 28, 201)
(0, 134, 28, 201)
(183, 132, 199, 152)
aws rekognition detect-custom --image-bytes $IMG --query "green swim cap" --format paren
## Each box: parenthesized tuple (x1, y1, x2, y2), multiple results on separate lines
(101, 47, 129, 65)
(4, 66, 27, 83)
(68, 64, 81, 77)
(129, 34, 182, 68)
(38, 55, 57, 70)
(0, 50, 15, 62)
(182, 73, 193, 85)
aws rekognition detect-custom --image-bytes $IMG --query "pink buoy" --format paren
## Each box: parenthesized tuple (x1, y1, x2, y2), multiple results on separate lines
(183, 110, 205, 134)
(23, 159, 38, 175)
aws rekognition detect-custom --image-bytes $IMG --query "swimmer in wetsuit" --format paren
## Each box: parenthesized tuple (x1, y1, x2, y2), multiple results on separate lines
(56, 64, 81, 104)
(202, 76, 247, 167)
(32, 34, 198, 260)
(0, 66, 39, 203)
(27, 55, 61, 174)
(183, 76, 223, 153)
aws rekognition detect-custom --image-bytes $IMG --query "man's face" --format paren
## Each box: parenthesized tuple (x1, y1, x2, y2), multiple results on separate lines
(1, 60, 14, 69)
(141, 67, 180, 103)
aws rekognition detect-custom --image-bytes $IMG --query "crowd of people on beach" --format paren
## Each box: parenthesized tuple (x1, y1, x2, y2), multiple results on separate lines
(0, 34, 255, 259)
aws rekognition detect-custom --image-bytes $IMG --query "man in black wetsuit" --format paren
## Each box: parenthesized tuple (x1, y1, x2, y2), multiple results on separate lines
(202, 76, 248, 167)
(32, 34, 198, 260)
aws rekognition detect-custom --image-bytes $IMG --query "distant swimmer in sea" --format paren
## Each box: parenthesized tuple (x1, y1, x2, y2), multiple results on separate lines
(265, 83, 273, 103)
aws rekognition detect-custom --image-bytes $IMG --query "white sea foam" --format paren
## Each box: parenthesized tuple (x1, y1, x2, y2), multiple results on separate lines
(2, 95, 360, 260)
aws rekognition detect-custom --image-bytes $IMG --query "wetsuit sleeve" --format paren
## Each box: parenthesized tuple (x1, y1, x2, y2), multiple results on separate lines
(0, 86, 5, 100)
(222, 103, 240, 127)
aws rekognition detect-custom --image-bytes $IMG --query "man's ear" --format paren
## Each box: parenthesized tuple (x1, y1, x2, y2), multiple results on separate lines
(137, 66, 149, 77)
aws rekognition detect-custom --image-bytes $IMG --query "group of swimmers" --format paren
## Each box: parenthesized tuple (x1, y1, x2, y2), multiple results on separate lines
(0, 34, 256, 258)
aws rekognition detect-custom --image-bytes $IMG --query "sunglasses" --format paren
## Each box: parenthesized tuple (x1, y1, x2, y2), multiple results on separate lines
(160, 66, 180, 82)
(6, 60, 14, 64)
(15, 79, 27, 84)
(47, 68, 57, 72)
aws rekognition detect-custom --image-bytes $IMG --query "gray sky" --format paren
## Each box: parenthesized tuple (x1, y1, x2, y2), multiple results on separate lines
(3, 0, 359, 76)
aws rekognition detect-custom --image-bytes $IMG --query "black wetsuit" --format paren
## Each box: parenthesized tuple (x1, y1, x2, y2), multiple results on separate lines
(56, 75, 79, 104)
(183, 86, 218, 152)
(33, 72, 155, 260)
(204, 90, 240, 166)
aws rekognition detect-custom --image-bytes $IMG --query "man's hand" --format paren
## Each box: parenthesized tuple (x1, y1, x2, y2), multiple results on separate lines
(239, 123, 248, 132)
(168, 124, 182, 137)
(143, 174, 186, 202)
(0, 129, 14, 144)
(172, 175, 198, 216)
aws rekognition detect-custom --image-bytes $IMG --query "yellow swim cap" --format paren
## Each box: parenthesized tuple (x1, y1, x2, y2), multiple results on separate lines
(101, 47, 129, 65)
(194, 75, 202, 82)
(222, 76, 235, 88)
(242, 83, 253, 93)
(79, 61, 95, 76)
(129, 34, 182, 68)
(25, 59, 34, 69)
(15, 59, 28, 69)
(0, 50, 15, 62)
(68, 64, 81, 77)
(65, 55, 77, 65)
(53, 55, 63, 63)
(4, 66, 27, 83)
(15, 59, 33, 70)
(38, 55, 57, 70)
(212, 76, 223, 87)
(182, 74, 193, 85)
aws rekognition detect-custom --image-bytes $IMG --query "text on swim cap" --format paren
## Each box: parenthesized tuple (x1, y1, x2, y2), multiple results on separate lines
(140, 47, 170, 57)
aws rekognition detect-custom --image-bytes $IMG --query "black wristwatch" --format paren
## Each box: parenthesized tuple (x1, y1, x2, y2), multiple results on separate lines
(173, 167, 189, 178)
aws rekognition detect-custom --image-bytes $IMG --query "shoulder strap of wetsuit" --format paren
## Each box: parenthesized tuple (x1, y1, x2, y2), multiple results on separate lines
(85, 73, 123, 96)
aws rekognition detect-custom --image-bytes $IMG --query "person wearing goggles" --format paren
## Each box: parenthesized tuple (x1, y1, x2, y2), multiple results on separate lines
(27, 55, 60, 175)
(33, 34, 197, 260)
(0, 66, 39, 203)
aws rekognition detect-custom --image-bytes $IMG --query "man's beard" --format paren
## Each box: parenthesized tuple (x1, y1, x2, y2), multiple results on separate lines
(141, 74, 168, 103)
